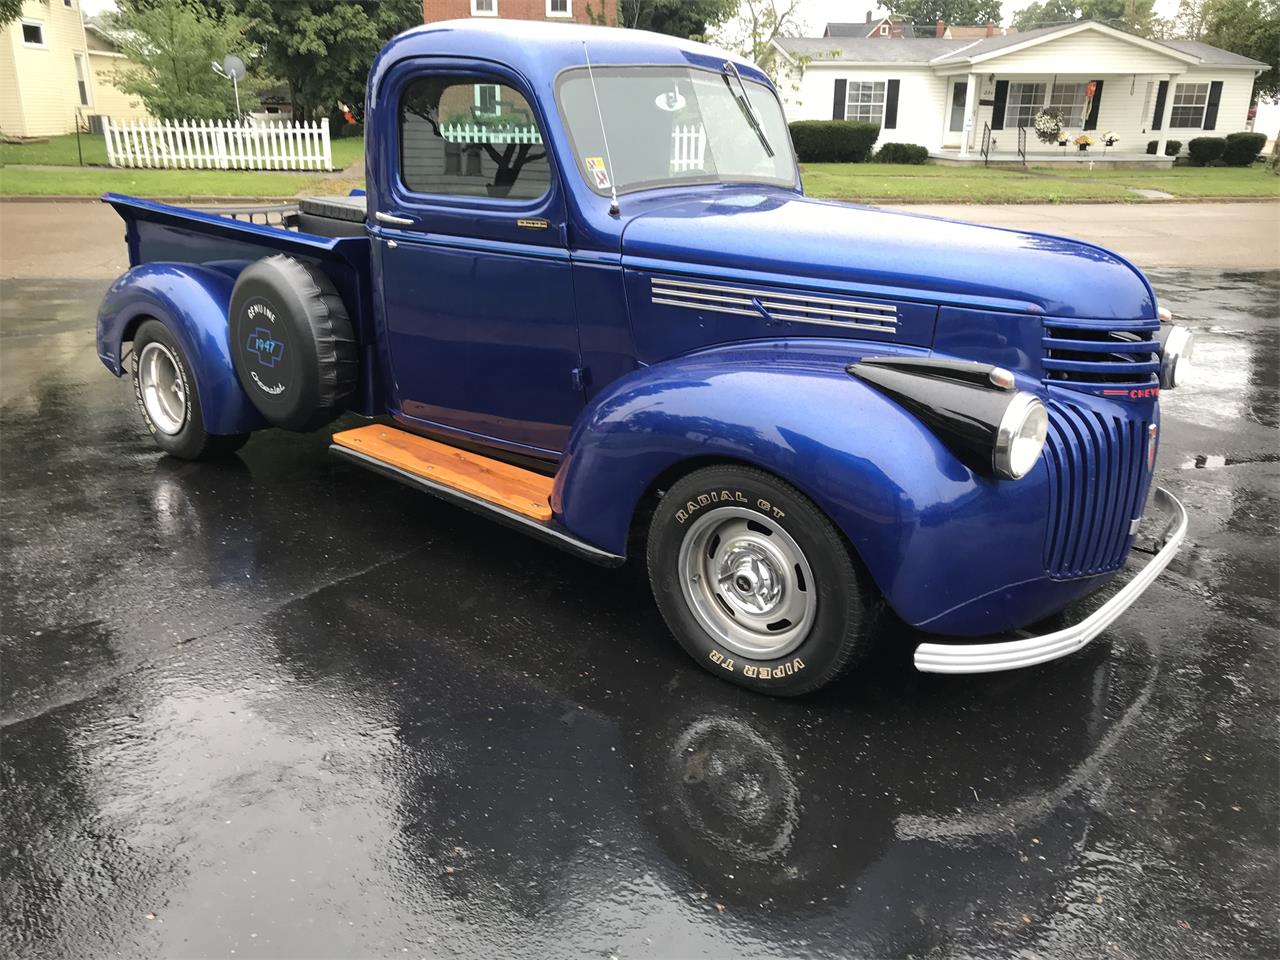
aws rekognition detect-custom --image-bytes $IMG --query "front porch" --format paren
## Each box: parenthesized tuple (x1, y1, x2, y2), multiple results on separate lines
(929, 148, 1175, 168)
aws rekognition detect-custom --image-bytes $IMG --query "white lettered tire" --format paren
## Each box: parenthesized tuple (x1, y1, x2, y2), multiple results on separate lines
(646, 465, 880, 696)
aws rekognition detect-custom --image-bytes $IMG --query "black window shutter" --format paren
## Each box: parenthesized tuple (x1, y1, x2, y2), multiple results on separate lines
(1152, 80, 1168, 130)
(990, 79, 1009, 130)
(1083, 79, 1104, 130)
(833, 79, 847, 120)
(1203, 80, 1223, 130)
(884, 79, 900, 129)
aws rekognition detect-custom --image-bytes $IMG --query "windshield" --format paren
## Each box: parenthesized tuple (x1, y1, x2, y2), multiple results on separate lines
(556, 65, 798, 196)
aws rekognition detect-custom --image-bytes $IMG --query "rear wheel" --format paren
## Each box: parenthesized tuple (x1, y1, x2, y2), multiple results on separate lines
(130, 319, 248, 460)
(646, 465, 878, 696)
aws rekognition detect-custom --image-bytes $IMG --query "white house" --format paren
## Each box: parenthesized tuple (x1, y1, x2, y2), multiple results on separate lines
(772, 21, 1270, 163)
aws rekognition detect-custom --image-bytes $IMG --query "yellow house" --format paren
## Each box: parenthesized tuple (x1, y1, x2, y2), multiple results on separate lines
(0, 0, 149, 139)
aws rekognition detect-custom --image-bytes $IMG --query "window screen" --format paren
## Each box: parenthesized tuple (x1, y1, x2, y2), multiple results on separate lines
(1170, 83, 1208, 128)
(400, 78, 550, 201)
(1047, 82, 1088, 123)
(1004, 82, 1046, 129)
(845, 81, 885, 124)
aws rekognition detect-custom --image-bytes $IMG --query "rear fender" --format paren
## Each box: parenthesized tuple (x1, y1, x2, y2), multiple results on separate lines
(97, 262, 266, 435)
(553, 339, 1052, 629)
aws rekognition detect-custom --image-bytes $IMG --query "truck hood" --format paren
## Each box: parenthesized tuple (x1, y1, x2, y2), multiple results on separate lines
(619, 192, 1155, 320)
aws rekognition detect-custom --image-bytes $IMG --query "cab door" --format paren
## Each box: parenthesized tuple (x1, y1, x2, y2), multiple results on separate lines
(372, 63, 582, 456)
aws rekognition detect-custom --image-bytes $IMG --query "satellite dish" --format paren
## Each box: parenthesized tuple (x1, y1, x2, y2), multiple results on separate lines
(222, 55, 246, 81)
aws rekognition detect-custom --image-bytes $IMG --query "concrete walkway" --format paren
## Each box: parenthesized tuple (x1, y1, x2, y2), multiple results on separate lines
(879, 201, 1279, 271)
(2, 199, 1276, 280)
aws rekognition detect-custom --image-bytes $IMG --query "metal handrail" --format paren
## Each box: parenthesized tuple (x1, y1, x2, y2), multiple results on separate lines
(1018, 125, 1027, 165)
(981, 122, 991, 166)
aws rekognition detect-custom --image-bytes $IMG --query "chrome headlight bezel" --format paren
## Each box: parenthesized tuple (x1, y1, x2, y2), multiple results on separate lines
(1158, 323, 1194, 389)
(993, 393, 1049, 480)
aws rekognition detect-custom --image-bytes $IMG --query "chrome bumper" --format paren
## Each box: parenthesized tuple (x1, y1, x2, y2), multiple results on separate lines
(914, 487, 1188, 674)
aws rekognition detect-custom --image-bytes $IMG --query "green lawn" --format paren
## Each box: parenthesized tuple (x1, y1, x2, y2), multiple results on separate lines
(802, 161, 1280, 203)
(1032, 165, 1280, 198)
(801, 163, 1133, 202)
(0, 165, 362, 199)
(1, 130, 364, 171)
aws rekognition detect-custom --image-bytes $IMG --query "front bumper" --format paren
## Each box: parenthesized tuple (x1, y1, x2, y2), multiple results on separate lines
(914, 487, 1187, 674)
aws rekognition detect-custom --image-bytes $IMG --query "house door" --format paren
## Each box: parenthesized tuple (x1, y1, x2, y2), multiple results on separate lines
(944, 80, 967, 148)
(372, 68, 584, 457)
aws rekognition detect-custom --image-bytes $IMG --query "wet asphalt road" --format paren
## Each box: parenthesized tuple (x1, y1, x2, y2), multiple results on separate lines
(1, 269, 1277, 960)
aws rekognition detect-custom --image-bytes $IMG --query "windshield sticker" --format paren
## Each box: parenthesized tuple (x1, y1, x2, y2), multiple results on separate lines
(584, 156, 610, 189)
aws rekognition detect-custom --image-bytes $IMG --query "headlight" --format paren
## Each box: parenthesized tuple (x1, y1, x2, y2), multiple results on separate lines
(1158, 323, 1194, 389)
(993, 393, 1048, 480)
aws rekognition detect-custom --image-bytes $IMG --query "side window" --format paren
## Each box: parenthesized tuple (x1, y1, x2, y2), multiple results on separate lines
(400, 77, 550, 201)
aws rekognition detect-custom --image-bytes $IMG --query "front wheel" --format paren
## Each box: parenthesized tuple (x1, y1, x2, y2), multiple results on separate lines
(130, 319, 249, 460)
(646, 466, 879, 696)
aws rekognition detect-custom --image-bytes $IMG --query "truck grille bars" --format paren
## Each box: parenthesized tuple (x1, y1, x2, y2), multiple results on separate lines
(1041, 317, 1161, 387)
(1042, 398, 1152, 579)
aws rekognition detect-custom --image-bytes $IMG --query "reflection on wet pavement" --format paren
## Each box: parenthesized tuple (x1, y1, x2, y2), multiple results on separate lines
(1, 274, 1277, 959)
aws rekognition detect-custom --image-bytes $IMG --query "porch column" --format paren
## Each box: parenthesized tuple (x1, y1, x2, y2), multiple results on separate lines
(1155, 73, 1177, 157)
(958, 72, 980, 158)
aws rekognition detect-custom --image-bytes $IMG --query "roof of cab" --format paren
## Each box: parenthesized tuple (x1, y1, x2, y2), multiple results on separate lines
(369, 18, 769, 94)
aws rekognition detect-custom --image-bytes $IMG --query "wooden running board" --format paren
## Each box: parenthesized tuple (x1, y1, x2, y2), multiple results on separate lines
(331, 424, 554, 521)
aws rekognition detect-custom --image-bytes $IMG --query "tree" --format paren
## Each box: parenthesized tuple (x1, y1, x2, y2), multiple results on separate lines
(1154, 0, 1210, 38)
(619, 0, 740, 40)
(714, 0, 807, 73)
(230, 0, 422, 122)
(1200, 0, 1279, 100)
(1, 0, 22, 29)
(1011, 0, 1157, 35)
(891, 0, 1004, 28)
(104, 0, 271, 119)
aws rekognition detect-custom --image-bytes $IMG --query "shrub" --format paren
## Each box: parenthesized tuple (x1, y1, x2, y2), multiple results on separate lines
(337, 121, 364, 140)
(1223, 131, 1266, 166)
(789, 120, 880, 163)
(875, 142, 929, 164)
(1146, 139, 1183, 156)
(1187, 136, 1227, 165)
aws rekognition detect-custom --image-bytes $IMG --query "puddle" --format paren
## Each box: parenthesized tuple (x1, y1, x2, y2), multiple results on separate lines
(1180, 453, 1280, 470)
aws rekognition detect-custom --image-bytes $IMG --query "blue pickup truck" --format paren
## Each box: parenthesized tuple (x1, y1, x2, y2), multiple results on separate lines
(96, 19, 1191, 695)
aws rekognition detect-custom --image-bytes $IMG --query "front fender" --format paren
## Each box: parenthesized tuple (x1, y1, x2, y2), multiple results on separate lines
(553, 339, 1054, 630)
(97, 262, 266, 435)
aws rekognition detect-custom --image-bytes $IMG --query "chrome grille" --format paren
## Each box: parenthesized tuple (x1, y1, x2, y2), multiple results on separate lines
(650, 277, 898, 333)
(1042, 318, 1160, 387)
(1043, 399, 1151, 579)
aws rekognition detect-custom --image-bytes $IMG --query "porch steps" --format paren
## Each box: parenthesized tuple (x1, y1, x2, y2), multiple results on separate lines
(331, 424, 554, 521)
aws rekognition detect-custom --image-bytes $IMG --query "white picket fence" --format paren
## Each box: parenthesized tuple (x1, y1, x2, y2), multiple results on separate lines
(439, 121, 543, 145)
(671, 124, 706, 172)
(102, 117, 332, 171)
(436, 121, 706, 171)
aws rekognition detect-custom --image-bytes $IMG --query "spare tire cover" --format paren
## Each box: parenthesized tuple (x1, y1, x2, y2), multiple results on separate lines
(229, 254, 357, 432)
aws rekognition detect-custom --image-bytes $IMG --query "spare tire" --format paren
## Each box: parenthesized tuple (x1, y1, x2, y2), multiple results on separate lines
(229, 254, 357, 432)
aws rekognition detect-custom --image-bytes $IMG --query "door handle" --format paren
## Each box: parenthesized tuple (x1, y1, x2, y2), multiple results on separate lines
(375, 211, 414, 226)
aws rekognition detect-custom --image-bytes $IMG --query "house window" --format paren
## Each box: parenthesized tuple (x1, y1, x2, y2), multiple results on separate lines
(1047, 81, 1088, 123)
(475, 83, 500, 115)
(546, 0, 572, 16)
(401, 76, 548, 200)
(845, 81, 886, 124)
(73, 52, 91, 107)
(1004, 82, 1046, 129)
(879, 24, 889, 35)
(471, 0, 497, 15)
(20, 20, 45, 47)
(1170, 82, 1209, 128)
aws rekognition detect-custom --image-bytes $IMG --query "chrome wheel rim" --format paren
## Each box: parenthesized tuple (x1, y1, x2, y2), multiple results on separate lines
(138, 342, 187, 435)
(677, 507, 816, 660)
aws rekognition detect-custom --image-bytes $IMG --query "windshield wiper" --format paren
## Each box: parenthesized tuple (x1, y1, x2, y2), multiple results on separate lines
(721, 61, 775, 159)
